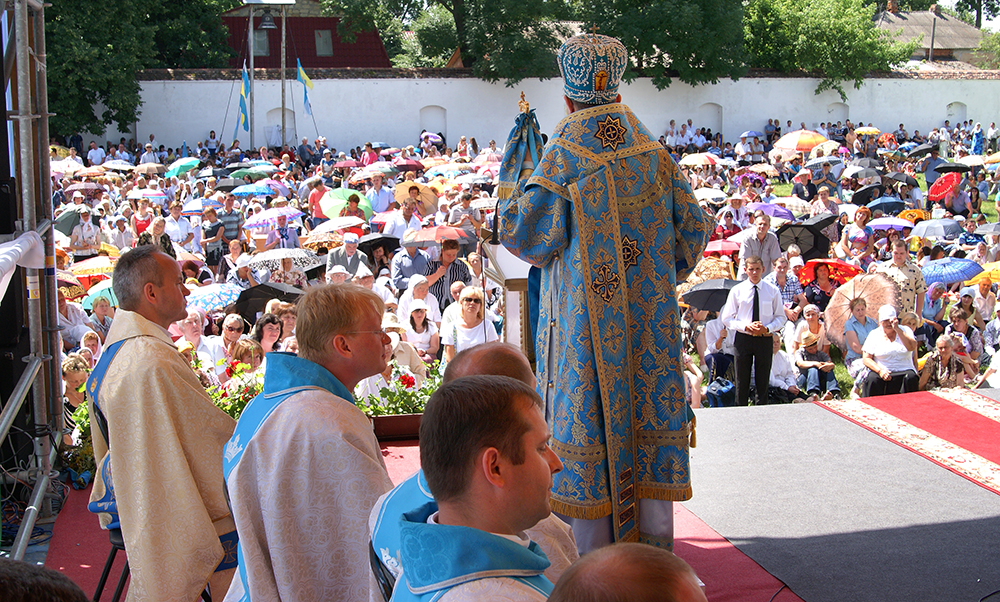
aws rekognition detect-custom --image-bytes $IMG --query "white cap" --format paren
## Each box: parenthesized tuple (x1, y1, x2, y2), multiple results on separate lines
(878, 305, 897, 322)
(344, 233, 360, 244)
(330, 264, 350, 275)
(409, 298, 430, 314)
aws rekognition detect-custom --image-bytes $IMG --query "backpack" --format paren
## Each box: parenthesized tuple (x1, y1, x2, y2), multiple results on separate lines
(705, 378, 736, 408)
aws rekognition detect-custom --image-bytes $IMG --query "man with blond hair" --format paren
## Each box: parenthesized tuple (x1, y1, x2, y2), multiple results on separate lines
(223, 284, 394, 601)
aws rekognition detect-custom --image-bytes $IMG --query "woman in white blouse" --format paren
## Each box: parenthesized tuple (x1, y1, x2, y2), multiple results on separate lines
(403, 298, 439, 363)
(861, 305, 918, 397)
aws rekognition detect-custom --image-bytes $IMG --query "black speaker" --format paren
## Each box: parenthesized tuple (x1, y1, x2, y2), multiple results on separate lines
(0, 177, 15, 235)
(0, 328, 35, 475)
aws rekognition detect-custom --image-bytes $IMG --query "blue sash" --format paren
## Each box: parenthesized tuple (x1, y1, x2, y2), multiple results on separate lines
(86, 337, 238, 573)
(223, 384, 318, 602)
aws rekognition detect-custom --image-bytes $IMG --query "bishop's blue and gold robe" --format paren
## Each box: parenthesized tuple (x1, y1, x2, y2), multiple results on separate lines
(500, 103, 711, 544)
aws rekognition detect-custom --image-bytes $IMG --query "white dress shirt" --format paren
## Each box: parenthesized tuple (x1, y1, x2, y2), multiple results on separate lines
(720, 278, 786, 336)
(769, 350, 798, 389)
(704, 317, 736, 355)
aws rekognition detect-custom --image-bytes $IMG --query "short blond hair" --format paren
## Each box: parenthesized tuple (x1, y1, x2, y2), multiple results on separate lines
(296, 284, 383, 363)
(459, 286, 485, 320)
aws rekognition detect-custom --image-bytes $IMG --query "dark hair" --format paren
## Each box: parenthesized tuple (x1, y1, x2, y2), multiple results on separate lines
(0, 557, 89, 602)
(951, 308, 969, 322)
(112, 245, 164, 311)
(181, 260, 199, 275)
(252, 313, 282, 343)
(441, 239, 460, 252)
(420, 375, 538, 502)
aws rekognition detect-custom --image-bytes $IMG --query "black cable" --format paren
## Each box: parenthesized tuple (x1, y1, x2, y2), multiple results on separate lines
(980, 589, 1000, 602)
(767, 584, 787, 602)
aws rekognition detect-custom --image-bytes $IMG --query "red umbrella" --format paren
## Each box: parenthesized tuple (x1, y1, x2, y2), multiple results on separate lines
(703, 239, 740, 257)
(798, 259, 864, 287)
(928, 172, 961, 202)
(334, 159, 363, 169)
(392, 158, 424, 172)
(371, 209, 398, 226)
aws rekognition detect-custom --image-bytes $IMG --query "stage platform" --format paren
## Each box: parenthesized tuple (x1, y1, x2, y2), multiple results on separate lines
(685, 400, 1000, 602)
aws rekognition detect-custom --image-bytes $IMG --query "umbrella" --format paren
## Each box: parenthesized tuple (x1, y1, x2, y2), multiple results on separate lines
(75, 166, 106, 178)
(229, 168, 269, 181)
(134, 162, 165, 176)
(65, 182, 103, 194)
(367, 162, 399, 176)
(311, 216, 366, 235)
(370, 142, 389, 150)
(472, 151, 503, 165)
(773, 129, 828, 152)
(379, 147, 401, 156)
(231, 183, 273, 197)
(126, 188, 168, 201)
(682, 279, 739, 313)
(746, 202, 794, 221)
(393, 182, 438, 216)
(935, 163, 971, 174)
(50, 159, 82, 176)
(798, 259, 863, 287)
(678, 153, 719, 167)
(694, 188, 727, 202)
(71, 255, 117, 277)
(54, 205, 92, 236)
(358, 232, 400, 257)
(886, 171, 919, 188)
(50, 145, 71, 158)
(82, 279, 118, 310)
(197, 167, 230, 179)
(868, 217, 914, 231)
(849, 157, 882, 169)
(824, 274, 900, 347)
(852, 183, 884, 206)
(911, 218, 963, 239)
(966, 261, 1000, 285)
(841, 166, 882, 181)
(165, 157, 201, 178)
(741, 131, 764, 139)
(804, 156, 843, 171)
(227, 162, 253, 170)
(247, 248, 319, 272)
(855, 126, 880, 136)
(775, 221, 829, 260)
(921, 258, 983, 285)
(421, 132, 443, 144)
(878, 133, 897, 147)
(234, 282, 304, 324)
(392, 158, 424, 172)
(898, 209, 928, 224)
(260, 179, 291, 197)
(215, 178, 243, 192)
(809, 140, 841, 159)
(498, 99, 546, 201)
(470, 196, 498, 211)
(975, 222, 1000, 236)
(772, 196, 812, 216)
(186, 283, 244, 313)
(747, 163, 779, 177)
(249, 163, 279, 175)
(242, 206, 305, 229)
(928, 172, 961, 202)
(371, 209, 397, 226)
(182, 197, 223, 217)
(403, 226, 473, 245)
(57, 270, 87, 301)
(334, 159, 363, 169)
(958, 155, 985, 167)
(420, 157, 448, 169)
(302, 231, 344, 252)
(454, 173, 492, 186)
(866, 198, 905, 215)
(101, 160, 135, 172)
(425, 163, 475, 178)
(319, 188, 373, 220)
(906, 143, 937, 158)
(838, 203, 860, 221)
(985, 151, 1000, 165)
(703, 239, 740, 257)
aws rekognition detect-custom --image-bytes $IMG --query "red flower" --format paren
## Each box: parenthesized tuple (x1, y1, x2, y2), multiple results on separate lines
(225, 360, 240, 378)
(399, 373, 416, 389)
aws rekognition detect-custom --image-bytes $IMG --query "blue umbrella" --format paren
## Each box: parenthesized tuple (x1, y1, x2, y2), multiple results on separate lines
(741, 130, 764, 139)
(868, 217, 914, 231)
(746, 202, 794, 221)
(231, 183, 273, 197)
(866, 198, 905, 215)
(186, 283, 244, 313)
(82, 279, 118, 310)
(921, 258, 983, 286)
(181, 197, 223, 217)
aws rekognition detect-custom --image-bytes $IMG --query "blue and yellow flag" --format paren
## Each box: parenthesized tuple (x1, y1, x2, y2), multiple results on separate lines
(296, 59, 313, 116)
(234, 61, 250, 140)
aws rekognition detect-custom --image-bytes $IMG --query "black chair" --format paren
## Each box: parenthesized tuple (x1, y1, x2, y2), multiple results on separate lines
(92, 528, 128, 602)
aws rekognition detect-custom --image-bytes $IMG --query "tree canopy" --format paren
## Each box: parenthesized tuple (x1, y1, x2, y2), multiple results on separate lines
(745, 0, 917, 100)
(45, 0, 238, 138)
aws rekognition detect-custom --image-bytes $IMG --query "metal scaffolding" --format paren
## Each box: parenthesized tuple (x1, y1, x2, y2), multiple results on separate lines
(0, 0, 61, 561)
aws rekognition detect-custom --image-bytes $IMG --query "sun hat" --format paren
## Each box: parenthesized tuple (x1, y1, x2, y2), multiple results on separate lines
(878, 305, 897, 322)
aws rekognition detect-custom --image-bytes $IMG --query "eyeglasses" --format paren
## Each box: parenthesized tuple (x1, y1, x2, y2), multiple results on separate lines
(461, 298, 482, 304)
(224, 326, 242, 333)
(346, 328, 390, 341)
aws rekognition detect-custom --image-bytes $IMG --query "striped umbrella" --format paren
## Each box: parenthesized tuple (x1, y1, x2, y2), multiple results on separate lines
(922, 258, 983, 286)
(773, 130, 828, 152)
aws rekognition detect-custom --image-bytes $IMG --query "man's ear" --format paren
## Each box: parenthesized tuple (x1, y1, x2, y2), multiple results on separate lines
(479, 447, 504, 488)
(331, 333, 351, 358)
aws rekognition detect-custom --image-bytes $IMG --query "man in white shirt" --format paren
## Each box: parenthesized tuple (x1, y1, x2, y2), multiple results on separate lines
(86, 141, 106, 166)
(165, 202, 194, 251)
(138, 143, 158, 164)
(105, 215, 134, 250)
(382, 197, 422, 240)
(734, 135, 751, 165)
(365, 173, 395, 214)
(738, 211, 781, 279)
(177, 309, 227, 380)
(720, 255, 786, 405)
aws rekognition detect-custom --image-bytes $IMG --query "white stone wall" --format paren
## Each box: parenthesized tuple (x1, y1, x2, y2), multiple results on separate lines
(93, 75, 1000, 153)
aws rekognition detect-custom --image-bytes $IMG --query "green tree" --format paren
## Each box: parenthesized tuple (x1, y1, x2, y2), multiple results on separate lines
(745, 0, 917, 100)
(574, 0, 748, 88)
(955, 0, 999, 28)
(973, 30, 1000, 68)
(144, 0, 240, 69)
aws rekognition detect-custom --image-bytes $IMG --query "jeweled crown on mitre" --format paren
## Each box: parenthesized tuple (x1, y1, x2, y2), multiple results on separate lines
(557, 33, 627, 105)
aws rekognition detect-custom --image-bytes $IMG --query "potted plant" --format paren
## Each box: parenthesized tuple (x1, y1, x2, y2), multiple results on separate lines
(357, 361, 442, 440)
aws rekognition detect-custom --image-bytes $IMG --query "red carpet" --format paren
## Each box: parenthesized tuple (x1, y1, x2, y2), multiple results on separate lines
(44, 442, 800, 600)
(816, 388, 1000, 495)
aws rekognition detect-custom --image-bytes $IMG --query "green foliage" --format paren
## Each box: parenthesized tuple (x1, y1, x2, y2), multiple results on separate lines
(744, 0, 917, 101)
(45, 0, 238, 138)
(64, 402, 95, 475)
(413, 5, 459, 66)
(356, 361, 443, 416)
(955, 0, 999, 28)
(973, 30, 1000, 68)
(209, 360, 263, 420)
(574, 0, 748, 88)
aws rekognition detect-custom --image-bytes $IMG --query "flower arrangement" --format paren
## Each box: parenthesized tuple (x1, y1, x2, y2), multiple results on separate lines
(357, 361, 443, 417)
(63, 401, 96, 479)
(209, 359, 264, 420)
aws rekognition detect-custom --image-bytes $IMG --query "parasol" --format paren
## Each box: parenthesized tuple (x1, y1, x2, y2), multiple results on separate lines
(984, 151, 1000, 165)
(392, 158, 424, 172)
(975, 222, 1000, 236)
(848, 157, 882, 169)
(958, 155, 985, 167)
(824, 274, 899, 348)
(234, 282, 304, 325)
(260, 179, 291, 197)
(302, 230, 343, 252)
(921, 258, 983, 285)
(854, 126, 880, 136)
(773, 130, 828, 152)
(247, 248, 319, 272)
(694, 188, 727, 202)
(358, 232, 400, 258)
(54, 205, 93, 236)
(393, 181, 439, 217)
(775, 220, 831, 261)
(186, 283, 244, 313)
(497, 92, 545, 201)
(82, 279, 119, 310)
(134, 162, 166, 176)
(682, 279, 739, 313)
(906, 143, 937, 158)
(866, 198, 905, 216)
(319, 188, 373, 220)
(772, 196, 812, 217)
(703, 239, 740, 257)
(334, 159, 364, 169)
(838, 203, 860, 221)
(747, 163, 779, 177)
(311, 216, 366, 235)
(746, 202, 794, 221)
(678, 153, 719, 167)
(911, 218, 962, 239)
(809, 140, 841, 159)
(841, 166, 882, 181)
(868, 217, 914, 231)
(966, 261, 1000, 285)
(898, 209, 927, 224)
(215, 178, 242, 193)
(242, 206, 305, 229)
(403, 226, 473, 246)
(798, 259, 863, 287)
(57, 270, 87, 301)
(70, 255, 117, 277)
(885, 172, 918, 188)
(935, 163, 971, 174)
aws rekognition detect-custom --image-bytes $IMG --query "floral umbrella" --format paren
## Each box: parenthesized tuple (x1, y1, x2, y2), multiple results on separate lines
(242, 206, 304, 229)
(247, 248, 319, 272)
(855, 126, 880, 136)
(797, 258, 864, 287)
(186, 283, 244, 313)
(302, 230, 343, 252)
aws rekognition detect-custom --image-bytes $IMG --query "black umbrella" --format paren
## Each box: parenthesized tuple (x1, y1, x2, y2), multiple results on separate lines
(867, 198, 906, 215)
(682, 279, 739, 313)
(54, 206, 93, 236)
(803, 212, 838, 232)
(852, 183, 885, 206)
(358, 232, 400, 257)
(233, 282, 304, 325)
(886, 171, 919, 188)
(975, 222, 1000, 236)
(935, 163, 972, 173)
(775, 221, 830, 261)
(226, 162, 253, 170)
(906, 143, 937, 158)
(215, 178, 242, 192)
(849, 157, 882, 169)
(197, 167, 229, 179)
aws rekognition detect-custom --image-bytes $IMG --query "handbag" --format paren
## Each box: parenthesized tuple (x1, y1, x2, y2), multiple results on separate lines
(705, 377, 736, 408)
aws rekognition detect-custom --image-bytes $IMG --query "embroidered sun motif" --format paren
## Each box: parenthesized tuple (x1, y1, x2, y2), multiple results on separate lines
(591, 264, 622, 303)
(621, 236, 641, 270)
(594, 115, 627, 150)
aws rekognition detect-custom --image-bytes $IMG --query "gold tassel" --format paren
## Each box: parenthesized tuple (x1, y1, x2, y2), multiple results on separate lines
(689, 413, 697, 448)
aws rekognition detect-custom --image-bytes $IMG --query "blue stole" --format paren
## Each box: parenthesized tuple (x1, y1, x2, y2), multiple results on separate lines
(86, 338, 238, 572)
(372, 470, 434, 582)
(222, 352, 355, 601)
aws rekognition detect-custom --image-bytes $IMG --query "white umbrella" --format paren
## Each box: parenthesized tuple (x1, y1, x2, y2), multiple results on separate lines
(694, 188, 727, 202)
(242, 205, 304, 229)
(311, 216, 367, 235)
(247, 248, 319, 271)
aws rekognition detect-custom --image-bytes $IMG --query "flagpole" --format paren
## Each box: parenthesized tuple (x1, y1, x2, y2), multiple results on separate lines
(280, 5, 287, 148)
(248, 8, 255, 149)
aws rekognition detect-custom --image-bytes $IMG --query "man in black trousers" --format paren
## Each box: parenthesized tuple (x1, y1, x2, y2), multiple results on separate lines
(720, 255, 786, 405)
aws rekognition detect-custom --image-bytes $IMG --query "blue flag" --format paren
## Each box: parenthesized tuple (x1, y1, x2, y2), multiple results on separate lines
(234, 61, 251, 140)
(296, 59, 312, 116)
